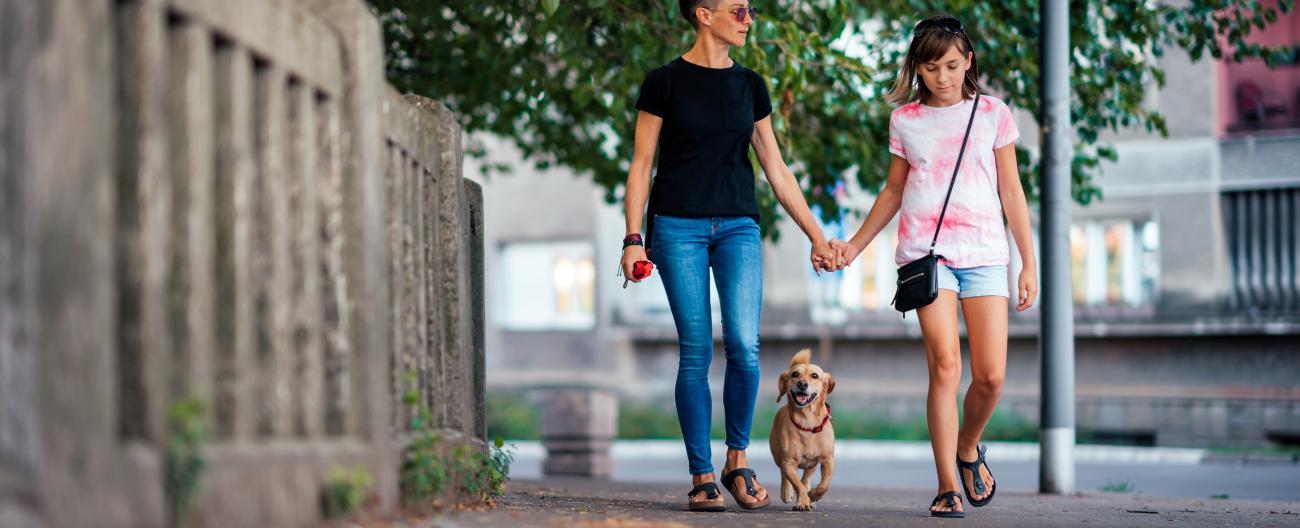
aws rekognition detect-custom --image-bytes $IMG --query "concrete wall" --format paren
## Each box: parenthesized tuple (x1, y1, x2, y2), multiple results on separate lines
(0, 0, 485, 525)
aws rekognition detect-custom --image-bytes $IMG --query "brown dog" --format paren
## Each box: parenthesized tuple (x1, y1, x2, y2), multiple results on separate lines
(768, 349, 836, 511)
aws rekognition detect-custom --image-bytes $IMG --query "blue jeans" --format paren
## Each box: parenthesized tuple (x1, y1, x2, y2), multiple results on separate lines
(651, 215, 762, 475)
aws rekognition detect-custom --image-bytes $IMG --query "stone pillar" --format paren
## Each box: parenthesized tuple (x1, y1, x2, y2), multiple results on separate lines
(464, 180, 487, 443)
(537, 388, 618, 478)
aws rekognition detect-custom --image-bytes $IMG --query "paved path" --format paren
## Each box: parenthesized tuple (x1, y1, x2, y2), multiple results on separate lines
(429, 477, 1300, 527)
(506, 440, 1300, 501)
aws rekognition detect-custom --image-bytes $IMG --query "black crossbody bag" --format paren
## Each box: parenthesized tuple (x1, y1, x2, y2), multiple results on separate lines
(892, 94, 980, 316)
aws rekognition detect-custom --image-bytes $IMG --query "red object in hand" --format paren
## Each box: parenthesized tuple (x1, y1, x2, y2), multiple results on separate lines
(632, 260, 654, 281)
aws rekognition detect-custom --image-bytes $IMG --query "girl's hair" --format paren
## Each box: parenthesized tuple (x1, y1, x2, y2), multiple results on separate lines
(886, 15, 980, 106)
(678, 0, 721, 30)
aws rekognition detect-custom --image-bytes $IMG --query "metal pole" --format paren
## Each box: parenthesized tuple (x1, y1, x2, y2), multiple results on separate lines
(1039, 0, 1075, 495)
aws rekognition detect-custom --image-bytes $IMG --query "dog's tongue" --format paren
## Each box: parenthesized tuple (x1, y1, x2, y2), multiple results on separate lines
(795, 393, 811, 405)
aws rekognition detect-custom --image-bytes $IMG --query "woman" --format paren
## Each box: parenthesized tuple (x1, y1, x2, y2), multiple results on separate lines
(619, 0, 839, 513)
(833, 15, 1037, 518)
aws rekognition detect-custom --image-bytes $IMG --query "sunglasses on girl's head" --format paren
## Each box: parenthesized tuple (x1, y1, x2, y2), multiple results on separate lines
(711, 6, 760, 23)
(915, 16, 964, 35)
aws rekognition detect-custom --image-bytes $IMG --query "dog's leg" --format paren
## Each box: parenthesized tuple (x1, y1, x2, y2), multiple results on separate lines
(780, 473, 794, 504)
(809, 458, 835, 502)
(779, 463, 811, 511)
(800, 467, 818, 510)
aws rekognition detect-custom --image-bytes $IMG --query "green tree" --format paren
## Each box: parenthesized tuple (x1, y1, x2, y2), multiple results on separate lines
(368, 0, 1294, 239)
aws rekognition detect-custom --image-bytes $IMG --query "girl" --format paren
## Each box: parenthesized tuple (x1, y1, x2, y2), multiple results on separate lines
(833, 14, 1038, 518)
(620, 0, 839, 513)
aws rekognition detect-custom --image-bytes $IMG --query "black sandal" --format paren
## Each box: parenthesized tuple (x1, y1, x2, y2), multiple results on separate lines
(957, 444, 997, 507)
(929, 491, 965, 518)
(687, 482, 726, 512)
(721, 468, 771, 510)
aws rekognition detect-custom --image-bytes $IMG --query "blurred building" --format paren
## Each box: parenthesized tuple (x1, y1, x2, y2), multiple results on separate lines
(474, 14, 1300, 449)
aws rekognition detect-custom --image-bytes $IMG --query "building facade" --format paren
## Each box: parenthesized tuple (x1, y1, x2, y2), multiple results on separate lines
(476, 17, 1300, 448)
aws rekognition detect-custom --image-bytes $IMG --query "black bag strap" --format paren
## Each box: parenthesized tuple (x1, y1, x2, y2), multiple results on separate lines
(928, 93, 981, 254)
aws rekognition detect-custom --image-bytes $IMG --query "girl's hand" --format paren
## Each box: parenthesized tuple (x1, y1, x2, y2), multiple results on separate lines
(830, 239, 863, 269)
(1016, 267, 1038, 312)
(621, 245, 649, 283)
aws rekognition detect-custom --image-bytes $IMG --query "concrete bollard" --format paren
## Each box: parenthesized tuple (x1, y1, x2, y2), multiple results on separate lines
(536, 388, 618, 478)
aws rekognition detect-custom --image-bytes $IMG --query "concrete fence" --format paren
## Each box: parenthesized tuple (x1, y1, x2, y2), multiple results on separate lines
(0, 0, 484, 525)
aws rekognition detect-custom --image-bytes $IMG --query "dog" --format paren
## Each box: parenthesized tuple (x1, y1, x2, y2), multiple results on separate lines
(768, 349, 836, 511)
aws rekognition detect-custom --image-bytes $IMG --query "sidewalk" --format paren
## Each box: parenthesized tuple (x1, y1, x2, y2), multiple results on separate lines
(429, 477, 1299, 528)
(506, 440, 1300, 501)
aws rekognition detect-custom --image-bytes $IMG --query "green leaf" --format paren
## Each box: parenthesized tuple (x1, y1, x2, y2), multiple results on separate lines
(367, 0, 1293, 237)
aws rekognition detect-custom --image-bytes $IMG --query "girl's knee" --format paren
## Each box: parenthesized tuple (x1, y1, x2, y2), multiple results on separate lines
(928, 354, 962, 385)
(972, 372, 1004, 395)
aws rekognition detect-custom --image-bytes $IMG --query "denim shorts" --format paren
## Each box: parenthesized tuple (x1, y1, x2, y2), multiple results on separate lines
(936, 264, 1009, 299)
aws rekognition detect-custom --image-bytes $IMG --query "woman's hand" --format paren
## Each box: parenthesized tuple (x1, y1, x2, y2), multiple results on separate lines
(621, 245, 649, 283)
(811, 238, 836, 273)
(1016, 267, 1038, 312)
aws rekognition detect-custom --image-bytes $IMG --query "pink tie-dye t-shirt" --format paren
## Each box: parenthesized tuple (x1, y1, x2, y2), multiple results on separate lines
(889, 95, 1019, 268)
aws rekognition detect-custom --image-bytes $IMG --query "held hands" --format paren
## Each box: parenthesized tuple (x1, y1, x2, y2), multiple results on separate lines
(828, 239, 861, 270)
(812, 237, 864, 273)
(810, 238, 838, 274)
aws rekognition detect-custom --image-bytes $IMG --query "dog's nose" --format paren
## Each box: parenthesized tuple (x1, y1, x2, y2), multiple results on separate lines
(796, 381, 809, 390)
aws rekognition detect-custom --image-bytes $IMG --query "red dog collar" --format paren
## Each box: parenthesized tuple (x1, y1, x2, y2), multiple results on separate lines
(789, 403, 832, 434)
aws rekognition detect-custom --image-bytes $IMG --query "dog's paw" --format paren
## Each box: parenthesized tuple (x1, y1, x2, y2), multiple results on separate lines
(793, 496, 813, 511)
(781, 482, 794, 503)
(809, 488, 827, 502)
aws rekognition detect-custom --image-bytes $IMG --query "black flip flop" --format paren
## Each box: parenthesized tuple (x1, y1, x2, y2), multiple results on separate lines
(687, 481, 726, 512)
(957, 444, 997, 507)
(721, 468, 771, 510)
(929, 491, 965, 518)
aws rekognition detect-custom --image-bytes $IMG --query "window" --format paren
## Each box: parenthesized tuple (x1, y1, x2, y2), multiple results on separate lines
(1222, 187, 1300, 312)
(498, 241, 596, 330)
(1069, 219, 1160, 307)
(1220, 9, 1300, 134)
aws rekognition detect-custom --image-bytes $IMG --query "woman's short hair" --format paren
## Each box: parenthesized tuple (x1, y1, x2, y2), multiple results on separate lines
(679, 0, 722, 30)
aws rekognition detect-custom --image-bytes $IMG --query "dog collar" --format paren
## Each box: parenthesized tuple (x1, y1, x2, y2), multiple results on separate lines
(790, 403, 832, 434)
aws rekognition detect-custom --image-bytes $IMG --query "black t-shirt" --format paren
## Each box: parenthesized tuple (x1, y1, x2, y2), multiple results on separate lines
(635, 57, 773, 229)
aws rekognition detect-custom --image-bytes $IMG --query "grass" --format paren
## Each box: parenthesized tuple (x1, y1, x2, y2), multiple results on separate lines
(486, 392, 540, 441)
(1099, 480, 1135, 493)
(487, 391, 1040, 442)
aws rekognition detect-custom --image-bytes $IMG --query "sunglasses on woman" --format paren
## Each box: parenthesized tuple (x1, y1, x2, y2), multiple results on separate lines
(915, 16, 964, 35)
(711, 6, 760, 23)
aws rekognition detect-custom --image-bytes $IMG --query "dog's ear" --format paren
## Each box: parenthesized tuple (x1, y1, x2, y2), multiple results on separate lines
(824, 372, 836, 396)
(777, 371, 789, 402)
(789, 348, 811, 368)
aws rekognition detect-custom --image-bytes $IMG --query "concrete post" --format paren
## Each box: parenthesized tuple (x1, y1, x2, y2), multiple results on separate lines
(1039, 0, 1077, 495)
(537, 388, 618, 478)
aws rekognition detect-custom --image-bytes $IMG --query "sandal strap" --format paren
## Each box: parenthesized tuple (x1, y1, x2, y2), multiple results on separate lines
(957, 445, 989, 495)
(688, 482, 721, 500)
(932, 491, 963, 508)
(723, 468, 759, 497)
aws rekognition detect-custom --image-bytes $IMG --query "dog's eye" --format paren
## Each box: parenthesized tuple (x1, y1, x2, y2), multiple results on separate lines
(791, 371, 800, 378)
(811, 373, 820, 379)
